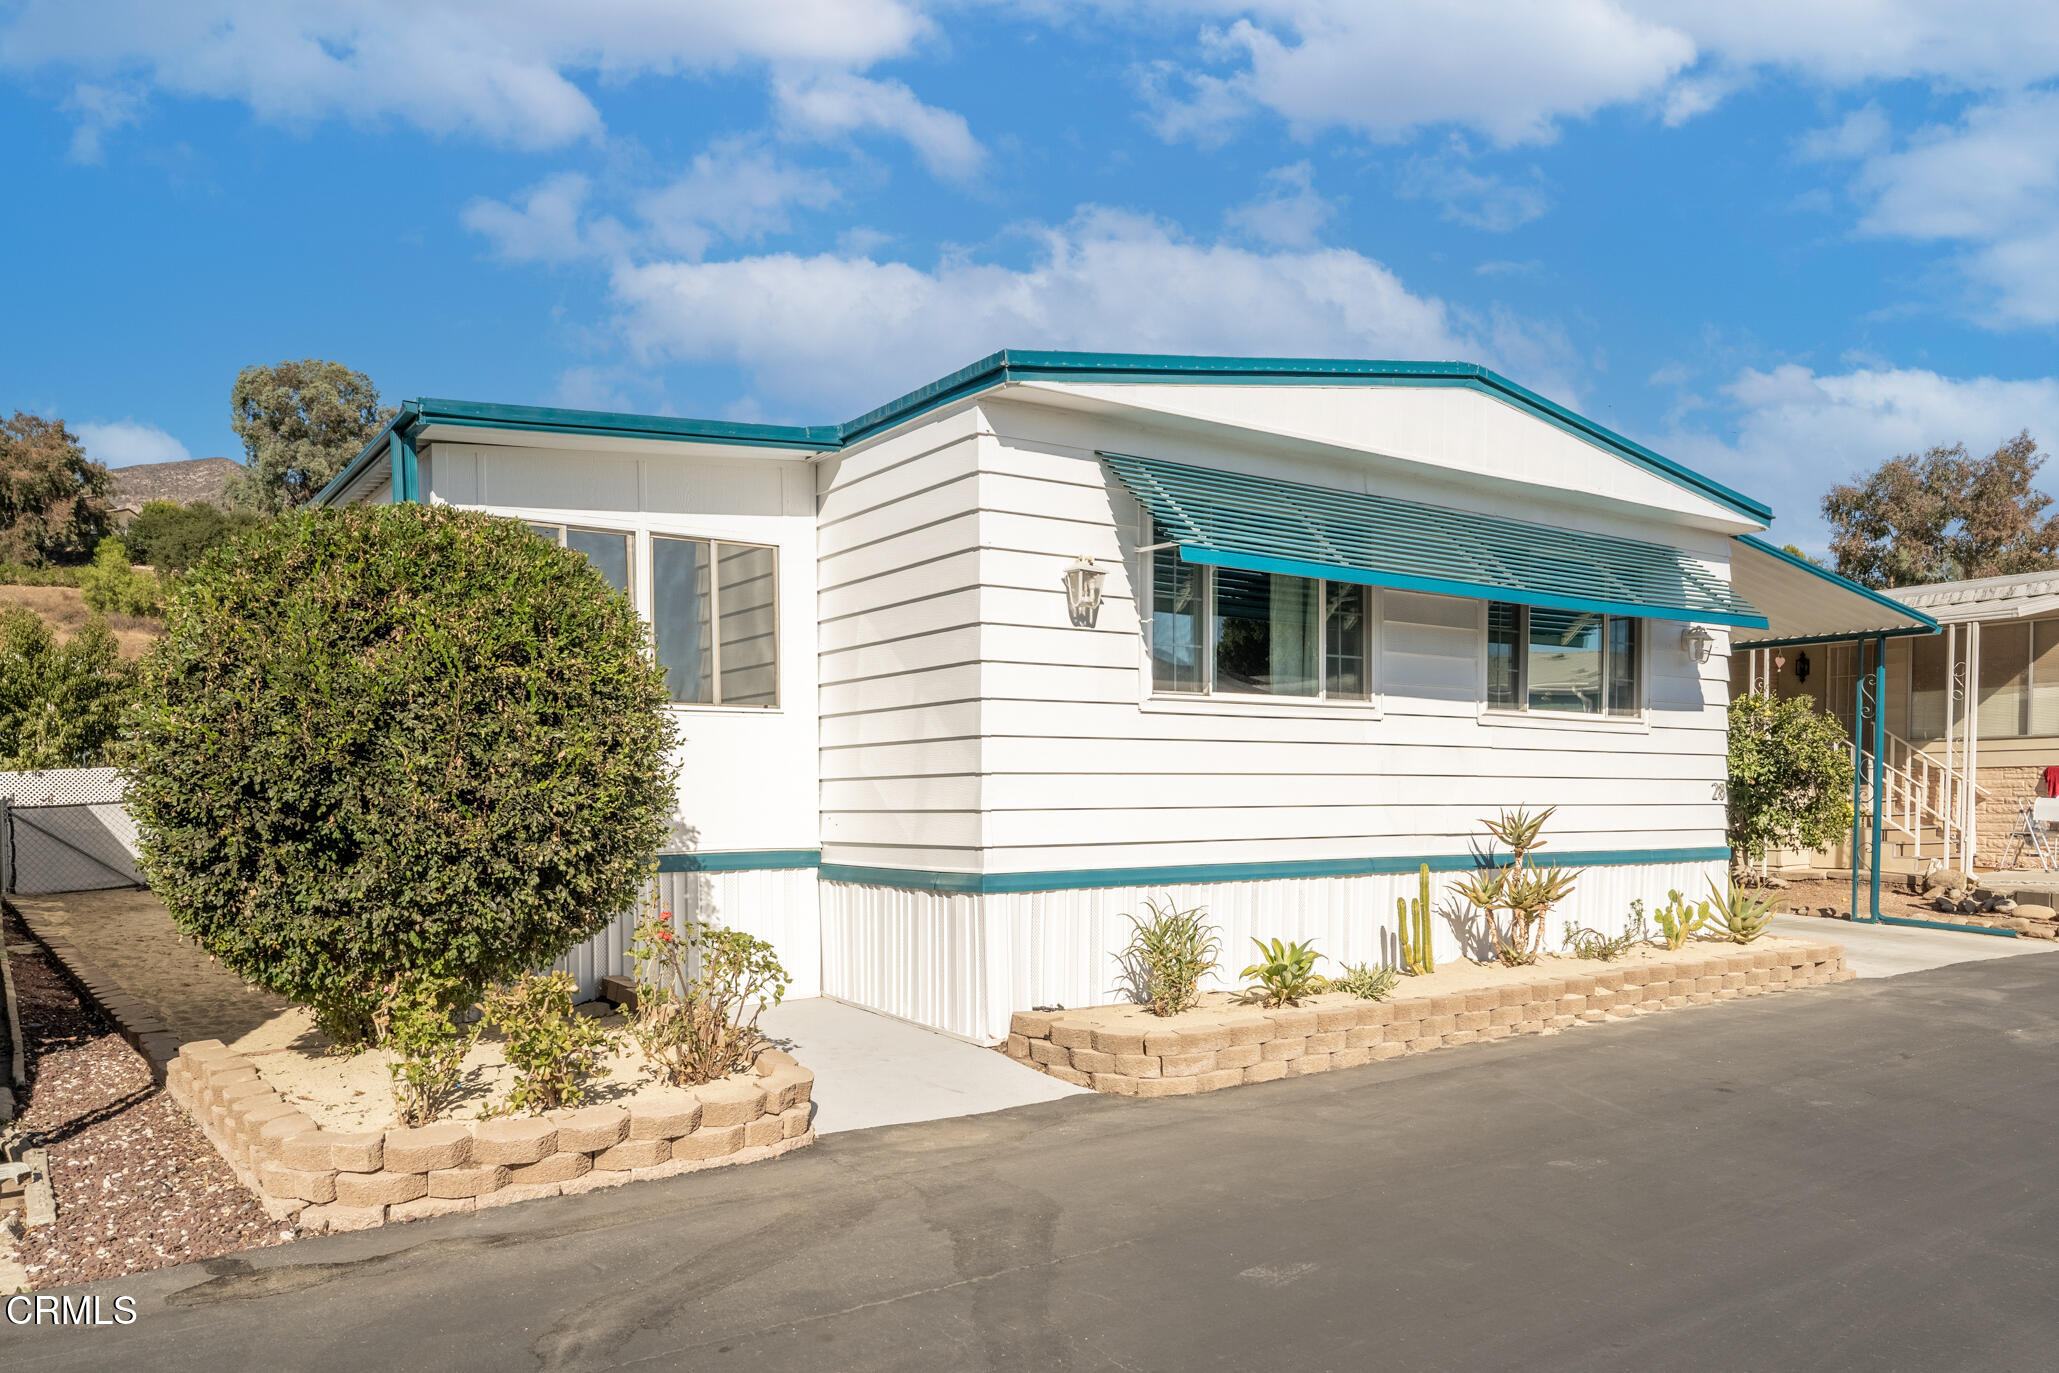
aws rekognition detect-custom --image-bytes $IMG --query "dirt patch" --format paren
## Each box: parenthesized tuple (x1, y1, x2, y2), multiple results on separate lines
(4, 905, 288, 1289)
(0, 584, 163, 660)
(1761, 877, 1942, 924)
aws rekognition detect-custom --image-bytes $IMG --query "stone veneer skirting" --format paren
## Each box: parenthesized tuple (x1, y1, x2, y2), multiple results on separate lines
(1007, 941, 1852, 1096)
(164, 1041, 817, 1234)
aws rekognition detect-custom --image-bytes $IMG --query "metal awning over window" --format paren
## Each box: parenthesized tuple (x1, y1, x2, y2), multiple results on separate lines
(1102, 451, 1769, 628)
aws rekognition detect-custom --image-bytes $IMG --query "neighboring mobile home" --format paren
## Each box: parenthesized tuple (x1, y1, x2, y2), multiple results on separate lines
(317, 351, 1919, 1041)
(1736, 567, 2059, 871)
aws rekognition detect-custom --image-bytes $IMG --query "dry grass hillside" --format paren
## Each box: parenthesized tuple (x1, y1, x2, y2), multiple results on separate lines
(0, 585, 164, 659)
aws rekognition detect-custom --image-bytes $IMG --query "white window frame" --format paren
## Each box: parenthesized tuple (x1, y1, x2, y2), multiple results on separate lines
(1476, 600, 1649, 729)
(1136, 515, 1384, 716)
(648, 532, 781, 711)
(526, 521, 635, 596)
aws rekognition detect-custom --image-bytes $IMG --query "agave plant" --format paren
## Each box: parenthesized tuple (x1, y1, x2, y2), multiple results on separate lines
(1241, 937, 1324, 1007)
(1705, 878, 1777, 944)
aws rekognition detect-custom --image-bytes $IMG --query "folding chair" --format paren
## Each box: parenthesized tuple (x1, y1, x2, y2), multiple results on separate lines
(2004, 797, 2059, 871)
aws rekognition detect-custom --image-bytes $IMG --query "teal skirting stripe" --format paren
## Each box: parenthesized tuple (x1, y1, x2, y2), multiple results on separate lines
(817, 846, 1731, 895)
(656, 849, 821, 873)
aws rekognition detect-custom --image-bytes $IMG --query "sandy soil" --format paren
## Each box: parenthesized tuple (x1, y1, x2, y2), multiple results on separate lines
(251, 1007, 744, 1133)
(13, 889, 770, 1133)
(0, 584, 163, 659)
(1054, 931, 1823, 1033)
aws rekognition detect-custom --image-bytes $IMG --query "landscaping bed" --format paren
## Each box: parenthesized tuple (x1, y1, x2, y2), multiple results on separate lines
(168, 1038, 815, 1235)
(1769, 876, 2059, 939)
(1007, 935, 1851, 1096)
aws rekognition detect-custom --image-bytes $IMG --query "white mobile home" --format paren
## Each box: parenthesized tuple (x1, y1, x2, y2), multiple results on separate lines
(318, 351, 1913, 1041)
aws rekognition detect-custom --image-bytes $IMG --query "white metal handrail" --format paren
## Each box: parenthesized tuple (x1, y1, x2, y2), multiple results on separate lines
(1840, 727, 1991, 862)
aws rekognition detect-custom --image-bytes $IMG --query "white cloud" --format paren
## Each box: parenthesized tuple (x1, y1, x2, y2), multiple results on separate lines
(463, 143, 840, 265)
(1223, 161, 1334, 247)
(1134, 2, 2059, 149)
(75, 419, 191, 467)
(1662, 362, 2059, 538)
(1142, 2, 1696, 147)
(638, 142, 841, 257)
(1397, 137, 1551, 232)
(60, 81, 144, 162)
(604, 204, 1578, 415)
(770, 71, 984, 181)
(461, 172, 600, 264)
(1805, 89, 2059, 327)
(0, 0, 933, 151)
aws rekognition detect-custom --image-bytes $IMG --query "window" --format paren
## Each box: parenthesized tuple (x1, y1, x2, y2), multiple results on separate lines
(651, 535, 778, 708)
(527, 523, 630, 594)
(1146, 523, 1370, 701)
(1485, 602, 1641, 717)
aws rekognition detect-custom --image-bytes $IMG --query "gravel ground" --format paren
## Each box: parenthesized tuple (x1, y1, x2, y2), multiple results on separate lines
(5, 906, 293, 1289)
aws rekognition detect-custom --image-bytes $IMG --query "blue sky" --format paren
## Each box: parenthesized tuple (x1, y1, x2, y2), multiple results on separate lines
(3, 2, 2058, 550)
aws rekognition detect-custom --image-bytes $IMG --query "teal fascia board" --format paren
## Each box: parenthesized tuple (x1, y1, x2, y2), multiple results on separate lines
(312, 350, 1773, 525)
(655, 849, 821, 873)
(414, 398, 836, 451)
(317, 407, 413, 506)
(1729, 536, 1939, 647)
(836, 351, 1773, 523)
(820, 846, 1732, 895)
(1107, 450, 1767, 628)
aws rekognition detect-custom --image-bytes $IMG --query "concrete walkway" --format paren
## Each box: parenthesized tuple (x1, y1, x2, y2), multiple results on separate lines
(757, 996, 1086, 1135)
(1770, 912, 2059, 979)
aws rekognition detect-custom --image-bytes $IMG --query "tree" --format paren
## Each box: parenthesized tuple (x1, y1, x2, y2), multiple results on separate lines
(118, 504, 678, 1044)
(226, 360, 395, 514)
(1727, 692, 1855, 868)
(124, 499, 262, 573)
(0, 606, 131, 768)
(0, 412, 114, 565)
(1821, 431, 2059, 588)
(78, 537, 163, 617)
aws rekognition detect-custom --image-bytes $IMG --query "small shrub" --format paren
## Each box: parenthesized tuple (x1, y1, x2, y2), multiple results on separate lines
(1562, 921, 1636, 961)
(483, 971, 615, 1115)
(1706, 879, 1777, 944)
(124, 500, 263, 573)
(0, 561, 83, 587)
(378, 976, 476, 1127)
(1119, 897, 1220, 1016)
(1330, 961, 1399, 1001)
(77, 537, 162, 616)
(1241, 938, 1323, 1007)
(1653, 890, 1710, 950)
(625, 908, 791, 1086)
(0, 606, 130, 768)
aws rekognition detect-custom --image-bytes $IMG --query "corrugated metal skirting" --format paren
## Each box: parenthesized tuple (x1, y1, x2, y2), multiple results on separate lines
(821, 860, 1726, 1043)
(554, 868, 822, 1002)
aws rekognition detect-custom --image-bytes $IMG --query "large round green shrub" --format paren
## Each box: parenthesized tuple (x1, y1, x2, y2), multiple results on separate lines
(119, 504, 677, 1043)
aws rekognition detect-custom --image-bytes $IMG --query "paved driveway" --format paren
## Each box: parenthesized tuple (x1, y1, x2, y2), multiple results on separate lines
(1771, 911, 2059, 978)
(12, 952, 2059, 1371)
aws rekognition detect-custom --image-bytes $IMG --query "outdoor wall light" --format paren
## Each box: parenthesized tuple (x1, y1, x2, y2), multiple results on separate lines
(1795, 651, 1811, 683)
(1063, 555, 1106, 626)
(1680, 624, 1716, 664)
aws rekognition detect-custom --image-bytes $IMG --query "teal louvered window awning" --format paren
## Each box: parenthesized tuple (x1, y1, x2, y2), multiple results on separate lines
(1102, 451, 1768, 629)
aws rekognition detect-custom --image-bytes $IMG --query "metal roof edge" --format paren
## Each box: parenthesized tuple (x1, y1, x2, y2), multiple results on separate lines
(1733, 535, 1940, 635)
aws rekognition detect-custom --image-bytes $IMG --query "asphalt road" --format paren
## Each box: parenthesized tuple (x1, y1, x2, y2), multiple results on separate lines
(10, 957, 2059, 1372)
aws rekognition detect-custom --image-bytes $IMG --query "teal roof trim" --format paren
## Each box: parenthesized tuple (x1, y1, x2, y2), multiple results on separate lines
(314, 350, 1771, 524)
(1106, 450, 1768, 629)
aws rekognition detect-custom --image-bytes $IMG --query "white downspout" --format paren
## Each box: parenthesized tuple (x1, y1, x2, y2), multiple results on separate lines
(1943, 622, 1957, 872)
(1965, 619, 1982, 871)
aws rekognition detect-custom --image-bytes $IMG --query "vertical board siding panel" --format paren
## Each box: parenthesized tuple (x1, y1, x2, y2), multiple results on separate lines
(822, 860, 1730, 1042)
(555, 867, 821, 1002)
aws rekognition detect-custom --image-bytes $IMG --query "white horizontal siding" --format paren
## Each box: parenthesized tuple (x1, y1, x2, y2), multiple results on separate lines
(822, 859, 1726, 1042)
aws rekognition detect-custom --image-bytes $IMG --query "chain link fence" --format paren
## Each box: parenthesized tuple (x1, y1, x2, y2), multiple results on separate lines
(0, 768, 143, 895)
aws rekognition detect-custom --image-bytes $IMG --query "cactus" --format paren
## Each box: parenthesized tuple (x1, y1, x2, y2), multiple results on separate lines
(1652, 888, 1709, 951)
(1400, 863, 1435, 974)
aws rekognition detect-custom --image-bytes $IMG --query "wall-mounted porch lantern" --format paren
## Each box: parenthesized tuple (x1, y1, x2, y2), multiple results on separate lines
(1063, 556, 1106, 627)
(1680, 624, 1716, 664)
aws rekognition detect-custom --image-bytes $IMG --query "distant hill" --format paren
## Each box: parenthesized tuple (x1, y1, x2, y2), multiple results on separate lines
(108, 456, 244, 517)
